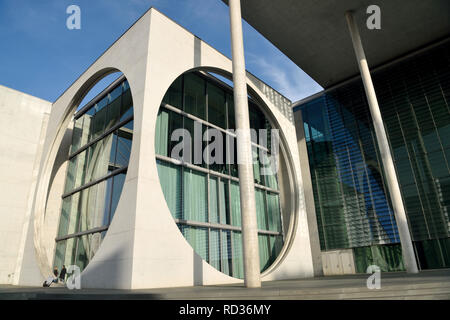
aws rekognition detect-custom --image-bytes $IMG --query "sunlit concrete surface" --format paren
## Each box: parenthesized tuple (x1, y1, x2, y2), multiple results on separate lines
(0, 85, 51, 286)
(0, 269, 448, 300)
(3, 8, 315, 290)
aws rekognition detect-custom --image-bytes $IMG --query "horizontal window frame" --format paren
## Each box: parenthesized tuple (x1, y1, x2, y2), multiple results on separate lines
(55, 226, 109, 242)
(74, 75, 127, 120)
(156, 154, 279, 194)
(174, 219, 281, 236)
(162, 103, 271, 153)
(62, 166, 127, 199)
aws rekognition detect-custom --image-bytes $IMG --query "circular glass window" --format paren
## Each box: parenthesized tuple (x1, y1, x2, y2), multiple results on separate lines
(155, 71, 284, 279)
(54, 73, 134, 273)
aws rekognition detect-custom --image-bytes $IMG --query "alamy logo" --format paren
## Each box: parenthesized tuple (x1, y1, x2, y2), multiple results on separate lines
(366, 5, 381, 30)
(66, 265, 81, 290)
(66, 5, 81, 30)
(169, 123, 280, 176)
(366, 265, 381, 289)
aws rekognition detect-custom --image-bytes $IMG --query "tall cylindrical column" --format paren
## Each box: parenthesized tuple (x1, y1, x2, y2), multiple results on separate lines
(229, 0, 261, 287)
(345, 11, 418, 273)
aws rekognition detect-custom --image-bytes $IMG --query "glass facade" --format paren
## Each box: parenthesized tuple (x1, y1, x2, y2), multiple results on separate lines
(296, 41, 450, 272)
(156, 72, 284, 278)
(54, 78, 133, 272)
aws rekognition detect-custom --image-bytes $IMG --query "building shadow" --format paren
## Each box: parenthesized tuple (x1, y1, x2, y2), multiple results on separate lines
(193, 251, 203, 286)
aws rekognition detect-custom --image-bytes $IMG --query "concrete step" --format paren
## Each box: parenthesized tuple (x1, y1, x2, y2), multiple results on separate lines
(0, 292, 161, 300)
(218, 293, 450, 300)
(159, 282, 450, 300)
(1, 269, 449, 300)
(2, 287, 449, 300)
(362, 293, 450, 300)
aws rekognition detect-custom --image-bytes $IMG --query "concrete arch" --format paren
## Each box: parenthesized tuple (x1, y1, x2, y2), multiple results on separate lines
(33, 68, 130, 277)
(23, 10, 154, 287)
(20, 9, 314, 289)
(155, 66, 302, 278)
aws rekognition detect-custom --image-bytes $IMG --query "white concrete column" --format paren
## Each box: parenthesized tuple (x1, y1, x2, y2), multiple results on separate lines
(229, 0, 261, 287)
(345, 11, 418, 273)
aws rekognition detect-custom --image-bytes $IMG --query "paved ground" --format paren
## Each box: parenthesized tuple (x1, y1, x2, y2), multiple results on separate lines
(1, 269, 449, 300)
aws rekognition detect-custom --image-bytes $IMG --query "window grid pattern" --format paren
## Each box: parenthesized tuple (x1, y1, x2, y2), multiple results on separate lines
(298, 41, 450, 270)
(156, 72, 284, 278)
(54, 78, 133, 272)
(302, 93, 398, 251)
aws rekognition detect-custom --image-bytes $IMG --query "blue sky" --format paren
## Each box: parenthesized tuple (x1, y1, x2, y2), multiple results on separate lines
(0, 0, 322, 104)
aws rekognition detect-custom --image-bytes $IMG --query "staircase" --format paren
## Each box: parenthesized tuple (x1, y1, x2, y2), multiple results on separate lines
(1, 269, 449, 300)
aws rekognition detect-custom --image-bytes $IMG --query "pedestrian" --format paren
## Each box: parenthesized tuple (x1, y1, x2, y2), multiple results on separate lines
(59, 265, 67, 283)
(53, 266, 59, 283)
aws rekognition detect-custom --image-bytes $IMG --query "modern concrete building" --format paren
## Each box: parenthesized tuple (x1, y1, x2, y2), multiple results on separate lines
(0, 0, 449, 290)
(0, 85, 51, 285)
(0, 8, 314, 289)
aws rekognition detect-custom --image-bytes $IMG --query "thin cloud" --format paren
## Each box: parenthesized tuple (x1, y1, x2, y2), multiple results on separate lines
(246, 52, 322, 102)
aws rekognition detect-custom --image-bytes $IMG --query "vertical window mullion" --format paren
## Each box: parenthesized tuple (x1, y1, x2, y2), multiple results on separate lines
(205, 79, 211, 264)
(207, 172, 211, 263)
(107, 177, 115, 226)
(228, 177, 234, 276)
(217, 177, 222, 271)
(181, 160, 185, 222)
(73, 236, 80, 269)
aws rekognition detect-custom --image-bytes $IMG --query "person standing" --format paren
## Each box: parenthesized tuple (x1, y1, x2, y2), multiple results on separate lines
(59, 265, 67, 283)
(53, 266, 59, 283)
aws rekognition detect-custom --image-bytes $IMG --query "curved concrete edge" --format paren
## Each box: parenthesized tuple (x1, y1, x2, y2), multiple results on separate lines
(20, 8, 315, 289)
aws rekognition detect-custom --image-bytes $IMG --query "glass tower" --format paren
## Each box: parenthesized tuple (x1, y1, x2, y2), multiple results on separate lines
(295, 40, 450, 272)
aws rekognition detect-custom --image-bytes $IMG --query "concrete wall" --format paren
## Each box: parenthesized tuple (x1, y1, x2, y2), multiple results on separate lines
(293, 110, 324, 276)
(0, 85, 51, 284)
(19, 8, 315, 289)
(41, 124, 72, 272)
(322, 249, 356, 275)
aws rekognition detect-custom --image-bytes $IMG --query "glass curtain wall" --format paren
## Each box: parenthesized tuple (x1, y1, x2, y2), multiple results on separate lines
(156, 72, 284, 278)
(374, 41, 450, 269)
(54, 78, 134, 272)
(300, 91, 403, 273)
(296, 40, 450, 271)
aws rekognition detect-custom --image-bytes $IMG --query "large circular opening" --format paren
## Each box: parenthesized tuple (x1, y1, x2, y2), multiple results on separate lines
(53, 72, 134, 273)
(155, 70, 287, 279)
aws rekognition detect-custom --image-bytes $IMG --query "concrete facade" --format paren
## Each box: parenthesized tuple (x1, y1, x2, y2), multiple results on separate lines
(0, 8, 316, 289)
(294, 111, 323, 276)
